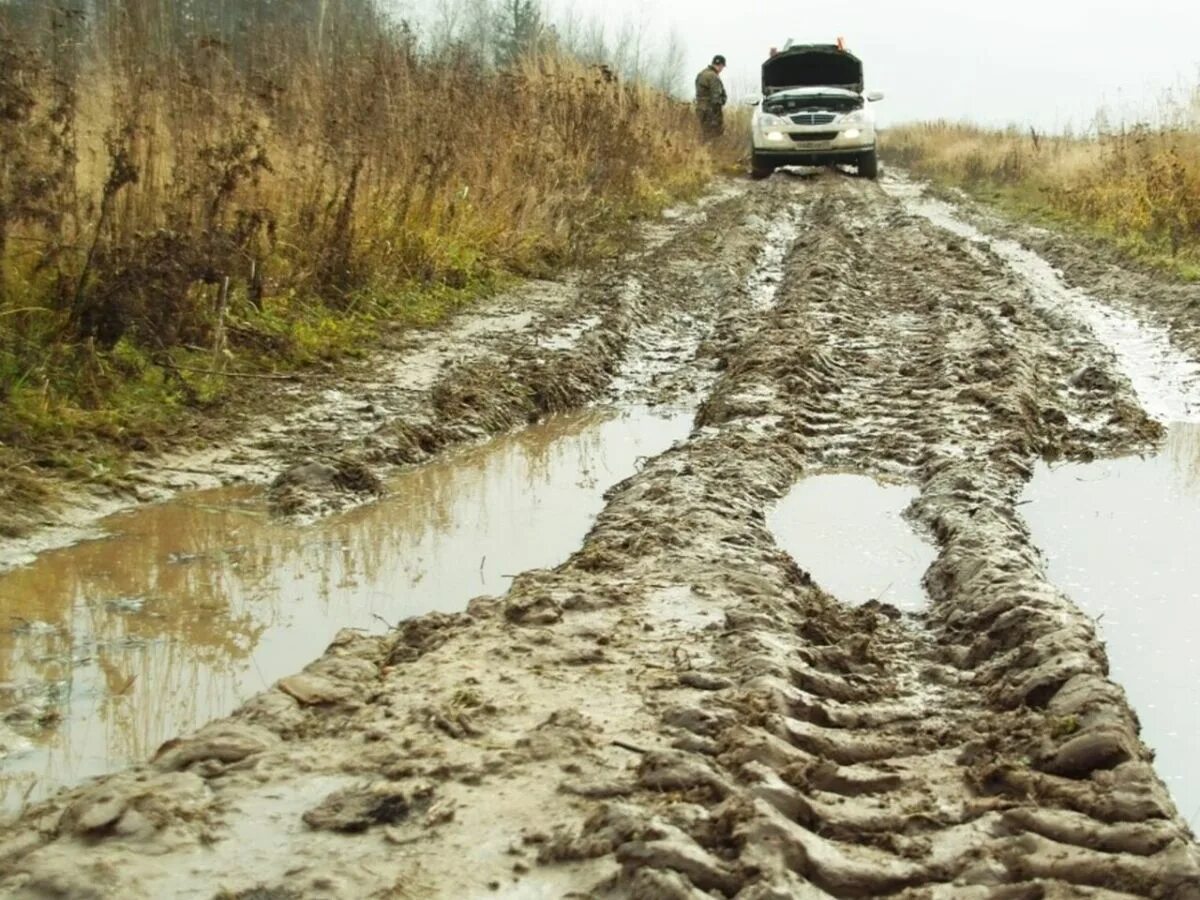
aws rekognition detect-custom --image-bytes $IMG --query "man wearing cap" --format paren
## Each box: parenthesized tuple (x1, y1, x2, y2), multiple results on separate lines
(695, 55, 727, 141)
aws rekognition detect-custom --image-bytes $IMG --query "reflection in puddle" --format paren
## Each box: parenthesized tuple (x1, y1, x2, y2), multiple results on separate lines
(1024, 423, 1200, 827)
(768, 474, 935, 611)
(0, 407, 691, 812)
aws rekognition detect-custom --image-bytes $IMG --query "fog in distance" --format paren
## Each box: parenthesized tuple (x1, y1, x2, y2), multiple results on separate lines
(468, 0, 1200, 130)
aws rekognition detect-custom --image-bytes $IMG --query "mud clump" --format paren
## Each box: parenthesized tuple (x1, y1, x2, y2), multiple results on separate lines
(57, 771, 211, 840)
(152, 722, 280, 773)
(1071, 364, 1118, 393)
(266, 456, 384, 518)
(302, 781, 426, 833)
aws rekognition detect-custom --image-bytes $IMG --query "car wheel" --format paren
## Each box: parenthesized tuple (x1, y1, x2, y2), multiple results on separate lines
(858, 149, 879, 180)
(750, 153, 775, 180)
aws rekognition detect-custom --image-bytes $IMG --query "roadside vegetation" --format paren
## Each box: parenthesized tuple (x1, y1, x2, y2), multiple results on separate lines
(0, 0, 729, 500)
(886, 95, 1200, 277)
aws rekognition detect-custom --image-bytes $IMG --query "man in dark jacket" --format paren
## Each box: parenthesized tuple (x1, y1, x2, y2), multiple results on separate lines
(695, 54, 727, 141)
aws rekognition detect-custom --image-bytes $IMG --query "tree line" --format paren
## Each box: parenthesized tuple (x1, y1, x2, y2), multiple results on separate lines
(0, 0, 688, 92)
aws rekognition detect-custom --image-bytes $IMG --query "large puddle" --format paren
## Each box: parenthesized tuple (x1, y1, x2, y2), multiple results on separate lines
(768, 473, 936, 612)
(1024, 423, 1200, 828)
(0, 407, 692, 813)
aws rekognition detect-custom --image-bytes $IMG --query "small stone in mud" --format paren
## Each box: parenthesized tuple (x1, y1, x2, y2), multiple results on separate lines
(267, 456, 385, 517)
(504, 594, 563, 627)
(277, 673, 354, 706)
(215, 884, 303, 899)
(153, 722, 280, 772)
(1038, 727, 1136, 779)
(1041, 406, 1069, 427)
(638, 751, 730, 797)
(677, 671, 733, 691)
(1070, 364, 1117, 392)
(559, 780, 635, 799)
(60, 772, 209, 839)
(302, 782, 417, 833)
(561, 648, 606, 666)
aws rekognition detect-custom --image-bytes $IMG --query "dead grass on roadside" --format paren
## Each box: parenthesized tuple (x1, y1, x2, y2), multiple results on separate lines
(0, 447, 54, 537)
(0, 3, 719, 470)
(886, 118, 1200, 274)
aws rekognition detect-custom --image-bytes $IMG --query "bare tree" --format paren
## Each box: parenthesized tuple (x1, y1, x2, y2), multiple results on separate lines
(427, 0, 493, 56)
(554, 3, 580, 57)
(494, 0, 541, 66)
(429, 0, 462, 46)
(609, 20, 634, 77)
(579, 16, 606, 64)
(651, 27, 686, 96)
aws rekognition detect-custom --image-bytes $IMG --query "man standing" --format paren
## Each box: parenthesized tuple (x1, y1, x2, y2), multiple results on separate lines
(695, 54, 727, 141)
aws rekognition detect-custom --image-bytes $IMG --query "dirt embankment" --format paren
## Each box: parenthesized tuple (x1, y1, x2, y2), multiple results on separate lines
(1, 176, 1198, 898)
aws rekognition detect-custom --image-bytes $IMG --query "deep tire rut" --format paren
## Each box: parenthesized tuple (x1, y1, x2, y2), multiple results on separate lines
(1, 175, 1196, 899)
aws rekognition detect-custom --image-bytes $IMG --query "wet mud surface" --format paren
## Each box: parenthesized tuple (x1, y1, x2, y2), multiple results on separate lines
(0, 407, 691, 812)
(1016, 217, 1200, 370)
(2, 173, 1199, 898)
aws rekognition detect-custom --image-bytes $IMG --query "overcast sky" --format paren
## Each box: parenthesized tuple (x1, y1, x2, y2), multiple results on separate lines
(535, 0, 1200, 130)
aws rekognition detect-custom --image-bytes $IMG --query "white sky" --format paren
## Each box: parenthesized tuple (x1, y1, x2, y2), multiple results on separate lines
(541, 0, 1200, 130)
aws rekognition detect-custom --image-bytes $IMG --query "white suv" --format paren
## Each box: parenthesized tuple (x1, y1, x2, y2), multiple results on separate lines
(748, 42, 883, 180)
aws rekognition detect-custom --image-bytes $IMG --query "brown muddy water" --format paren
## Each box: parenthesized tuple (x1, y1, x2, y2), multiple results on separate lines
(768, 473, 936, 612)
(0, 407, 692, 814)
(1024, 423, 1200, 829)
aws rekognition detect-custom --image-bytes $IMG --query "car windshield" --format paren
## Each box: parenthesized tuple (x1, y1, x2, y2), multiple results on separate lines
(764, 93, 862, 115)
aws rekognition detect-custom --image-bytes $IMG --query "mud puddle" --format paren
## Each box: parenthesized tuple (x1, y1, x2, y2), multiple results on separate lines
(768, 473, 936, 611)
(0, 406, 692, 813)
(1024, 422, 1200, 827)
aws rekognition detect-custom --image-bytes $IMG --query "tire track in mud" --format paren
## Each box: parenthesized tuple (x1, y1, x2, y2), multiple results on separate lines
(676, 181, 1196, 898)
(263, 184, 797, 518)
(883, 175, 1200, 424)
(888, 175, 1200, 391)
(2, 176, 1198, 899)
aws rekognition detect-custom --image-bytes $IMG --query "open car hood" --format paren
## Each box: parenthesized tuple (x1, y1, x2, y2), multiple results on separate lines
(762, 44, 863, 95)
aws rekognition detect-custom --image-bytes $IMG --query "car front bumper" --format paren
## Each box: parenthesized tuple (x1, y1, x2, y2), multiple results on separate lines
(752, 146, 872, 166)
(752, 124, 875, 166)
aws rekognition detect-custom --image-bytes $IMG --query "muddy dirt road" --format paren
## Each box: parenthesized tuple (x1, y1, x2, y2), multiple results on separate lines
(2, 173, 1200, 898)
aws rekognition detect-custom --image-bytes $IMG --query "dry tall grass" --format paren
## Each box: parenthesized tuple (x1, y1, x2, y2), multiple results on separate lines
(887, 118, 1200, 271)
(0, 0, 720, 467)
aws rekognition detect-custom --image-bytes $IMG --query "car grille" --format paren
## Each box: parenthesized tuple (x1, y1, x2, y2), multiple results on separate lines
(790, 113, 836, 125)
(790, 131, 839, 143)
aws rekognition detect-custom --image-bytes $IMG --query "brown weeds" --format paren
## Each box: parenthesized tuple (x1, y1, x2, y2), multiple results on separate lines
(0, 1, 719, 462)
(885, 118, 1200, 272)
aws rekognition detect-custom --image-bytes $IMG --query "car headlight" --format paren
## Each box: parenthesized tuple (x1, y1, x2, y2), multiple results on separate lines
(843, 128, 862, 140)
(758, 114, 787, 127)
(766, 131, 786, 142)
(840, 110, 866, 124)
